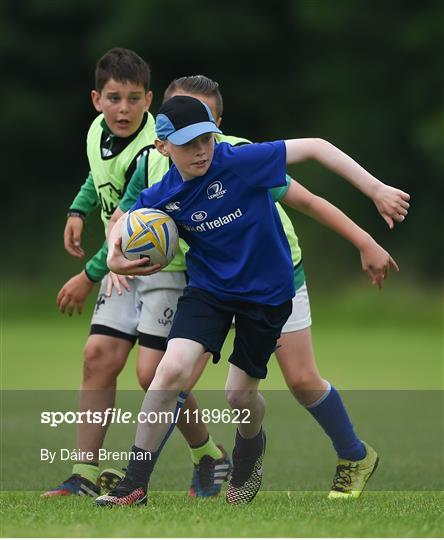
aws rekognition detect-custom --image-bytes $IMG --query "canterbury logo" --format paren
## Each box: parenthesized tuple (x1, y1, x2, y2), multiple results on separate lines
(207, 181, 227, 200)
(165, 201, 180, 212)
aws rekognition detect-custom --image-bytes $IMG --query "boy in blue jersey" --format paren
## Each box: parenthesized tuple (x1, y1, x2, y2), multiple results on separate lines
(107, 75, 410, 500)
(96, 96, 398, 506)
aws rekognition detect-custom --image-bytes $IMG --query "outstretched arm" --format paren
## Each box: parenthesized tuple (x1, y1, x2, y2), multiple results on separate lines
(284, 138, 410, 229)
(282, 179, 399, 289)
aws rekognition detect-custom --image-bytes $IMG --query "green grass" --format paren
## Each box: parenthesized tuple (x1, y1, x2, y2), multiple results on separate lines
(1, 281, 443, 536)
(3, 319, 441, 390)
(3, 281, 443, 390)
(1, 491, 442, 537)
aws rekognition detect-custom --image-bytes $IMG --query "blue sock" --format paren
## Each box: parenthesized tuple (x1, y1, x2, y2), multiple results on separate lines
(306, 384, 366, 461)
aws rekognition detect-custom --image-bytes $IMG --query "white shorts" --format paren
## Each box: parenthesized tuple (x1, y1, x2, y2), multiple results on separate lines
(229, 281, 312, 333)
(90, 272, 187, 345)
(281, 282, 312, 333)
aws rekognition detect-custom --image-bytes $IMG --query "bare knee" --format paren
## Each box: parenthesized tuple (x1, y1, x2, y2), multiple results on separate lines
(225, 388, 258, 410)
(136, 347, 165, 392)
(151, 339, 203, 390)
(83, 338, 128, 383)
(155, 357, 193, 389)
(285, 368, 324, 393)
(136, 364, 155, 391)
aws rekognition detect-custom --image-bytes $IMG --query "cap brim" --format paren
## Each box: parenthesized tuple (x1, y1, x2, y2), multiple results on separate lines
(168, 122, 222, 145)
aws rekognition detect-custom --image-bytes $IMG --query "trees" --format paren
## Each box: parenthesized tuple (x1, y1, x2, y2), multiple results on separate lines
(4, 0, 442, 279)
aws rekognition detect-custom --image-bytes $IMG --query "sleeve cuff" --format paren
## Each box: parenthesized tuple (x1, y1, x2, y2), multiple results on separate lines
(270, 174, 292, 202)
(68, 209, 86, 217)
(84, 266, 102, 283)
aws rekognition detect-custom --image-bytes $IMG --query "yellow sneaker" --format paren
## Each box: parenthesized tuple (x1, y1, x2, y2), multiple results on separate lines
(328, 441, 379, 499)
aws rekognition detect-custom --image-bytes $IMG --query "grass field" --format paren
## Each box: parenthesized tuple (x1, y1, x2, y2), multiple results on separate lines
(1, 491, 443, 537)
(1, 281, 443, 537)
(3, 280, 442, 390)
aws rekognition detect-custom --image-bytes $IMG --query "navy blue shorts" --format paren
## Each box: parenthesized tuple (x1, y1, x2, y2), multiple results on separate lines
(168, 287, 292, 379)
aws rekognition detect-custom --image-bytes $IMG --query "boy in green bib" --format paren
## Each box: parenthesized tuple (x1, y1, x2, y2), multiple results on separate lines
(44, 57, 232, 499)
(42, 47, 156, 497)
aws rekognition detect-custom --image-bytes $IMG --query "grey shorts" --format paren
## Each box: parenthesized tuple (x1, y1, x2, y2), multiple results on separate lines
(90, 271, 187, 347)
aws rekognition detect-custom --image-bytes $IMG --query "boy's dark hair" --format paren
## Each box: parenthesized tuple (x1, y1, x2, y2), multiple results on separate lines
(95, 48, 151, 92)
(163, 75, 223, 118)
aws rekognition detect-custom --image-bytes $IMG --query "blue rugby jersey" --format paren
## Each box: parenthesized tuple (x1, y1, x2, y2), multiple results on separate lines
(131, 141, 294, 305)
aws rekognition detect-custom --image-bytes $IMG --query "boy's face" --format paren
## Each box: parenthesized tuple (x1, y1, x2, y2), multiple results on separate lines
(168, 91, 222, 127)
(156, 133, 215, 181)
(91, 78, 153, 137)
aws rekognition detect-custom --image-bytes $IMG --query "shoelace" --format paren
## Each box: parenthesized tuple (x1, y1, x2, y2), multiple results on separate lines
(331, 463, 358, 491)
(196, 455, 215, 489)
(230, 451, 258, 487)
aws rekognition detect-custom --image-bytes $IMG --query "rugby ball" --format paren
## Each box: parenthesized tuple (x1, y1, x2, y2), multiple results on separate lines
(121, 208, 179, 268)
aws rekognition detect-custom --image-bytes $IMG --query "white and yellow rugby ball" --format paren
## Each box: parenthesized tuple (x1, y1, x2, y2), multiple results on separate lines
(121, 208, 179, 268)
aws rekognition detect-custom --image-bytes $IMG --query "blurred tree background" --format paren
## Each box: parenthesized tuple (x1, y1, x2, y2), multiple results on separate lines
(2, 0, 443, 289)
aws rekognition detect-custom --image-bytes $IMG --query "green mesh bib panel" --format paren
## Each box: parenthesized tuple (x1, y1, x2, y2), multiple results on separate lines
(87, 112, 156, 232)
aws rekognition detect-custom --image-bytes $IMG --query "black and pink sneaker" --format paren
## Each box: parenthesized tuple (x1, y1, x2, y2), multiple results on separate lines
(95, 476, 147, 507)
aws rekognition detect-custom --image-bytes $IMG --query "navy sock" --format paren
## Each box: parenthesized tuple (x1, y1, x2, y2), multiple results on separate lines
(125, 445, 158, 489)
(307, 384, 366, 461)
(125, 391, 188, 490)
(235, 427, 264, 456)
